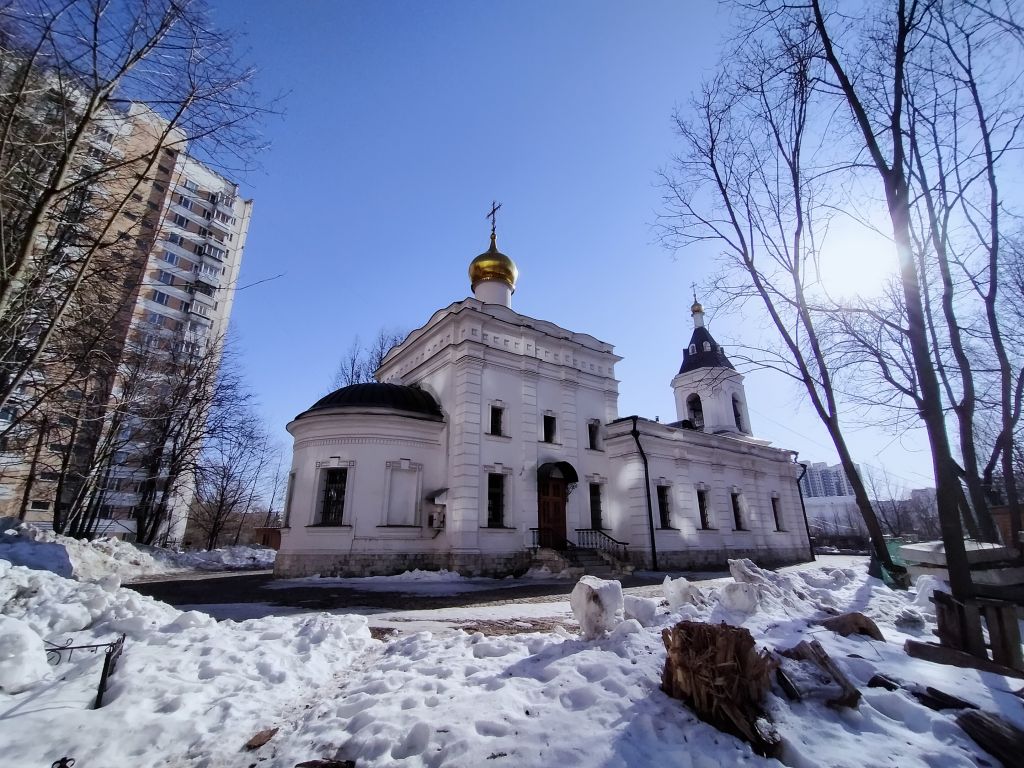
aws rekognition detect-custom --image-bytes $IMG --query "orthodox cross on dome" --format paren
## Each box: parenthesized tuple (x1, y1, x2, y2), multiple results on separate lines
(691, 282, 699, 304)
(486, 200, 502, 237)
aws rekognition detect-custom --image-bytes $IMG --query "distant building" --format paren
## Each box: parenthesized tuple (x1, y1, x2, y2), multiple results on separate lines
(799, 461, 859, 499)
(0, 104, 252, 545)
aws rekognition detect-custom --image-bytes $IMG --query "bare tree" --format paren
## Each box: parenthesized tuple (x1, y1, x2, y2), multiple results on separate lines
(192, 408, 273, 550)
(0, 0, 268, 421)
(863, 466, 912, 538)
(657, 29, 906, 579)
(330, 327, 406, 389)
(130, 334, 251, 545)
(670, 0, 1024, 596)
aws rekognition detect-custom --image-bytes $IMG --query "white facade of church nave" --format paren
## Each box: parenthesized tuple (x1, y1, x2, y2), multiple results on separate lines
(275, 244, 812, 577)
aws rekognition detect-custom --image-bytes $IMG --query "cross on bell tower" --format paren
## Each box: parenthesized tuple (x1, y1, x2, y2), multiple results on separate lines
(486, 200, 502, 237)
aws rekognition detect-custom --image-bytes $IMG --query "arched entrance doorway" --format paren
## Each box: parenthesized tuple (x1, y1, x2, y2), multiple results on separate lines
(536, 461, 578, 549)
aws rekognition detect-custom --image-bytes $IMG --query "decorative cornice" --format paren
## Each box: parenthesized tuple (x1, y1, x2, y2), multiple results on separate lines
(297, 436, 440, 449)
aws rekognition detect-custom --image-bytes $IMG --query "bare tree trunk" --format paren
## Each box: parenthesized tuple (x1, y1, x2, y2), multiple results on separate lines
(16, 416, 47, 522)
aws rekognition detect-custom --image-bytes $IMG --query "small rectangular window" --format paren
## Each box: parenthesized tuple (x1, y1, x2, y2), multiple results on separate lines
(589, 483, 603, 530)
(319, 468, 347, 525)
(657, 485, 671, 529)
(157, 164, 171, 174)
(487, 473, 505, 528)
(152, 290, 169, 305)
(697, 489, 712, 530)
(157, 270, 174, 285)
(771, 497, 783, 531)
(731, 492, 745, 530)
(172, 213, 188, 227)
(489, 405, 503, 436)
(542, 414, 556, 443)
(588, 421, 600, 450)
(30, 500, 51, 511)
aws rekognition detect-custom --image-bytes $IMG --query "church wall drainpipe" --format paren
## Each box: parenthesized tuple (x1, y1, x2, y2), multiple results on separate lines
(630, 416, 658, 571)
(795, 455, 815, 561)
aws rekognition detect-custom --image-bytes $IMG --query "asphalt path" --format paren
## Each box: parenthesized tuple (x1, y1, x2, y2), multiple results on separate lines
(128, 555, 869, 614)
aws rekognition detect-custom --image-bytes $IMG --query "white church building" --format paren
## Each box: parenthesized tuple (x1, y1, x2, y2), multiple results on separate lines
(274, 230, 812, 577)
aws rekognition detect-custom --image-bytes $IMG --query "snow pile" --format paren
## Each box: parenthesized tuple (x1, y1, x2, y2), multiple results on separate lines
(720, 558, 892, 620)
(158, 545, 276, 571)
(569, 575, 624, 640)
(662, 574, 704, 609)
(0, 524, 169, 581)
(0, 559, 374, 767)
(0, 523, 275, 582)
(623, 594, 658, 627)
(0, 615, 50, 694)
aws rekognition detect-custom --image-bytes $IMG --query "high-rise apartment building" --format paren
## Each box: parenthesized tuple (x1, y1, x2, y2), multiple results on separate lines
(0, 104, 252, 544)
(799, 461, 859, 499)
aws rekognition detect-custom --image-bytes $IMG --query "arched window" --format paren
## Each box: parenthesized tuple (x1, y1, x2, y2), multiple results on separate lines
(732, 395, 745, 432)
(687, 394, 704, 430)
(688, 344, 696, 355)
(703, 341, 711, 352)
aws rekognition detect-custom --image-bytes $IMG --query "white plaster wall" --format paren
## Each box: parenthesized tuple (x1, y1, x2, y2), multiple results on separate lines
(605, 419, 810, 563)
(278, 409, 447, 560)
(382, 301, 620, 557)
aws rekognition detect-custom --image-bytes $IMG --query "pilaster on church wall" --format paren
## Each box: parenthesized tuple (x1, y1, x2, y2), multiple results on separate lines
(519, 368, 540, 532)
(447, 357, 484, 551)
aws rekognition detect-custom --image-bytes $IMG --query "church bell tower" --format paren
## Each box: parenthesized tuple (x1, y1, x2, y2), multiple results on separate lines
(670, 299, 752, 436)
(468, 201, 518, 307)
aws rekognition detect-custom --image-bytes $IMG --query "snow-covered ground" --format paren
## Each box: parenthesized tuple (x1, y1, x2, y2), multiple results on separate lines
(2, 532, 1022, 767)
(0, 522, 275, 582)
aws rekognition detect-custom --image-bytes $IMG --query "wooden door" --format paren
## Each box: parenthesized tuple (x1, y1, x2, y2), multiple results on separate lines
(537, 477, 567, 549)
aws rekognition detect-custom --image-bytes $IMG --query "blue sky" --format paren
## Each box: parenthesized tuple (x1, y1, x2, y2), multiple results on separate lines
(209, 1, 938, 493)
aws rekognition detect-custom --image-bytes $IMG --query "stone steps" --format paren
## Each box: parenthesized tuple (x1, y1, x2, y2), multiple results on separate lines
(532, 546, 627, 578)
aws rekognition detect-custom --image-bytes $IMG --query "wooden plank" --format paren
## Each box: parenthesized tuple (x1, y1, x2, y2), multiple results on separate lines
(956, 710, 1024, 767)
(780, 640, 860, 708)
(981, 603, 1024, 672)
(904, 639, 1024, 679)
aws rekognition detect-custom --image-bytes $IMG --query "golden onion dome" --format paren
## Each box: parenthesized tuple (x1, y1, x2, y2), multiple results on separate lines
(691, 300, 704, 314)
(469, 233, 518, 292)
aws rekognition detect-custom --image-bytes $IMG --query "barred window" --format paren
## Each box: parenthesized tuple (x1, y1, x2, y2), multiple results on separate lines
(319, 468, 348, 525)
(487, 473, 505, 528)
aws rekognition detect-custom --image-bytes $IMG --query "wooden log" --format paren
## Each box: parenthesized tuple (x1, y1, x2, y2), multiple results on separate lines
(956, 710, 1024, 767)
(244, 727, 278, 750)
(775, 667, 801, 701)
(820, 612, 885, 642)
(904, 640, 1024, 679)
(911, 687, 978, 712)
(867, 673, 900, 691)
(780, 640, 861, 708)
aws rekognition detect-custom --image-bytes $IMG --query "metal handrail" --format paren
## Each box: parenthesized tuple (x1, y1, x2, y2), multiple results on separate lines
(574, 528, 629, 562)
(529, 528, 580, 564)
